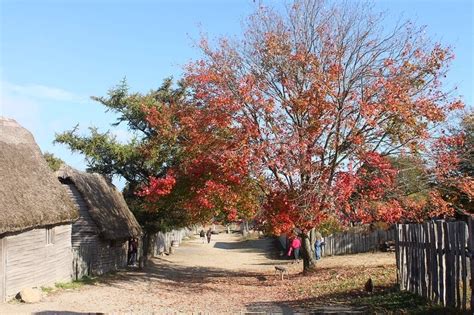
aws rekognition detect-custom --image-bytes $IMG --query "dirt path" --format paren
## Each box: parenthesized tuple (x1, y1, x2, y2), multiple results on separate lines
(0, 232, 395, 314)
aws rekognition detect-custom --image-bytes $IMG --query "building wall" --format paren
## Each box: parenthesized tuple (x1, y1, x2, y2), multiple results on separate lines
(62, 182, 128, 279)
(0, 238, 5, 302)
(0, 224, 72, 302)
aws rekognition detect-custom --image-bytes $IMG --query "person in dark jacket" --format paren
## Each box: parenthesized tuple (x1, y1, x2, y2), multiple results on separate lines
(206, 228, 212, 243)
(128, 237, 138, 266)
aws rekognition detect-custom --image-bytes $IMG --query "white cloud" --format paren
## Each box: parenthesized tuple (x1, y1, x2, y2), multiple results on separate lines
(1, 81, 86, 103)
(0, 93, 41, 131)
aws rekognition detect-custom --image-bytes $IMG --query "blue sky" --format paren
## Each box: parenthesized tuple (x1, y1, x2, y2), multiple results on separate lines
(1, 0, 473, 188)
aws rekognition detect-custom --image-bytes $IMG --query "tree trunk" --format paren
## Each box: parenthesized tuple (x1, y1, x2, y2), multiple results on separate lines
(242, 220, 250, 236)
(301, 228, 318, 273)
(139, 231, 155, 269)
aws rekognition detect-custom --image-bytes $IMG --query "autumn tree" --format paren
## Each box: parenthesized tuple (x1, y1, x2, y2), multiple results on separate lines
(182, 0, 464, 272)
(56, 78, 261, 239)
(430, 112, 474, 215)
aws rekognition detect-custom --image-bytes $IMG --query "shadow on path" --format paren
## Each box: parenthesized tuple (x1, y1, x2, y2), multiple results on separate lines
(213, 235, 283, 261)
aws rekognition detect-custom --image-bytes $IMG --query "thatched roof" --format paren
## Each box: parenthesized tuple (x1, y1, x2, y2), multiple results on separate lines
(57, 165, 142, 240)
(0, 117, 79, 235)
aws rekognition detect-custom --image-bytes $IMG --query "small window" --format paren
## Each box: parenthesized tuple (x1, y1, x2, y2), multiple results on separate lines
(46, 227, 55, 245)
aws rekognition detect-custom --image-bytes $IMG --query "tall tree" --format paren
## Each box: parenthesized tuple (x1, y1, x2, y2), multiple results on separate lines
(180, 0, 464, 272)
(55, 79, 191, 239)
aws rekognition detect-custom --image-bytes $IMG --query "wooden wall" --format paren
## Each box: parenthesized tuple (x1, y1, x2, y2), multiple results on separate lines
(62, 182, 128, 280)
(0, 238, 5, 302)
(62, 182, 100, 247)
(0, 225, 73, 302)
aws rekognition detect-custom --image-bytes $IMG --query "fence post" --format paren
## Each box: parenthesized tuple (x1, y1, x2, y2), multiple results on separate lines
(468, 217, 474, 312)
(436, 221, 445, 306)
(395, 224, 400, 289)
(429, 221, 438, 303)
(460, 221, 467, 311)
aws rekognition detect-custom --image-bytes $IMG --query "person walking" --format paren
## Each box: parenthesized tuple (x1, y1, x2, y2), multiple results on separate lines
(128, 237, 138, 266)
(291, 236, 301, 263)
(199, 229, 206, 243)
(206, 228, 212, 243)
(314, 231, 323, 260)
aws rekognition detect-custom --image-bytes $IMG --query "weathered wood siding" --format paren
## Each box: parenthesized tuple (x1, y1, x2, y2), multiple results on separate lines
(62, 182, 128, 279)
(1, 225, 72, 301)
(63, 182, 100, 247)
(94, 241, 128, 274)
(0, 238, 5, 302)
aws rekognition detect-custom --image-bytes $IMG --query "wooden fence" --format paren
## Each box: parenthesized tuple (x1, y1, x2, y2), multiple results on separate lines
(395, 219, 473, 311)
(151, 227, 195, 256)
(322, 228, 396, 257)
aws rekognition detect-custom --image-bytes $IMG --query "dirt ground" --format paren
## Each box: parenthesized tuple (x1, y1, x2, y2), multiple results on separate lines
(0, 232, 396, 314)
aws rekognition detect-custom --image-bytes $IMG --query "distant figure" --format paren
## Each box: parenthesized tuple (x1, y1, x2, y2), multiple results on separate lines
(206, 228, 212, 243)
(314, 231, 323, 260)
(128, 237, 138, 266)
(200, 229, 206, 243)
(364, 278, 374, 293)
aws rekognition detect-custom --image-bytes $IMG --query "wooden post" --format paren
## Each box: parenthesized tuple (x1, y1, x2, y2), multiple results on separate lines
(460, 221, 467, 311)
(395, 224, 400, 289)
(0, 238, 5, 302)
(403, 224, 409, 291)
(430, 221, 439, 303)
(455, 222, 461, 308)
(437, 221, 445, 306)
(420, 224, 427, 298)
(468, 217, 474, 312)
(444, 221, 455, 308)
(424, 222, 431, 299)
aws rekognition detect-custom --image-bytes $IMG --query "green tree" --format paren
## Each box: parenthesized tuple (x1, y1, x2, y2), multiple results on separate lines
(43, 152, 64, 171)
(55, 78, 189, 261)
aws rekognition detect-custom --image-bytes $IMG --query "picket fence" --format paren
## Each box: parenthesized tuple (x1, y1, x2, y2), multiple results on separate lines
(395, 219, 474, 311)
(322, 228, 395, 257)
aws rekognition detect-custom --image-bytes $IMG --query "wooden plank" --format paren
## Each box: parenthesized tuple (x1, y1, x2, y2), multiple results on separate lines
(455, 222, 461, 308)
(395, 224, 400, 288)
(415, 224, 421, 295)
(437, 221, 445, 306)
(424, 222, 432, 299)
(403, 224, 409, 291)
(460, 221, 467, 311)
(444, 222, 454, 307)
(430, 221, 439, 303)
(420, 224, 427, 298)
(469, 217, 474, 312)
(0, 238, 5, 302)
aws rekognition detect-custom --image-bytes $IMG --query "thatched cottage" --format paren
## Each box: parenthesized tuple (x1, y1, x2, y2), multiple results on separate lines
(0, 117, 79, 302)
(56, 165, 141, 279)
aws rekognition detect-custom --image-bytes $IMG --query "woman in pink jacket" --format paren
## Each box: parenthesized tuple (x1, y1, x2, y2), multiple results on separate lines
(287, 236, 301, 262)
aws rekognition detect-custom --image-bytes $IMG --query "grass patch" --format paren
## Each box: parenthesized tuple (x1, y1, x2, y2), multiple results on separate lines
(354, 288, 451, 314)
(291, 264, 466, 314)
(54, 276, 98, 291)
